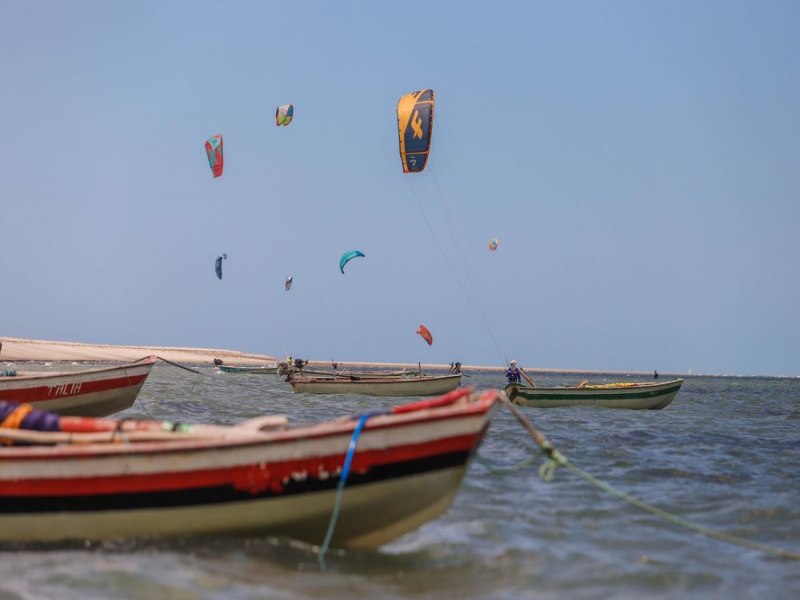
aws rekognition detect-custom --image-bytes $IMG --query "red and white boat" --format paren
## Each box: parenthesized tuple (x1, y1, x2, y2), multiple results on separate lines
(0, 388, 498, 548)
(0, 356, 156, 417)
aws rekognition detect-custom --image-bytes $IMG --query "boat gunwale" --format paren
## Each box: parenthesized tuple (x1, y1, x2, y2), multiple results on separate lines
(0, 390, 497, 460)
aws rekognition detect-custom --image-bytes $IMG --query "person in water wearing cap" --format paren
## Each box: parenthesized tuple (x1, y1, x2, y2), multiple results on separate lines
(506, 360, 522, 384)
(506, 360, 536, 386)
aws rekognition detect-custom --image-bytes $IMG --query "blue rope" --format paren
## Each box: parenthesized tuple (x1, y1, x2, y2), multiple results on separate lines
(318, 411, 384, 569)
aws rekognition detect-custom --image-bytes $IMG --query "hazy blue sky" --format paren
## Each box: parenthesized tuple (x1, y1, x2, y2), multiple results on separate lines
(1, 1, 798, 375)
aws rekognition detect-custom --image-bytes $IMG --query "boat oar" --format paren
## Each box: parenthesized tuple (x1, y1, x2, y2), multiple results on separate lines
(520, 367, 537, 388)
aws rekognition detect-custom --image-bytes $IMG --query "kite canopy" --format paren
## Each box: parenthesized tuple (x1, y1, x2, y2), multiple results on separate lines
(276, 104, 294, 126)
(396, 89, 435, 173)
(205, 134, 224, 178)
(489, 238, 499, 251)
(416, 324, 433, 346)
(215, 253, 227, 280)
(339, 250, 365, 274)
(285, 275, 293, 291)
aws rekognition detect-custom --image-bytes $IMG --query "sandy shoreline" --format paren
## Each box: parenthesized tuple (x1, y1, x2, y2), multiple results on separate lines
(0, 336, 507, 371)
(0, 337, 279, 367)
(0, 336, 670, 376)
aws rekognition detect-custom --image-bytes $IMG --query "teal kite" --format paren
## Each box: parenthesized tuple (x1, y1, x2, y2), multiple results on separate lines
(339, 250, 365, 274)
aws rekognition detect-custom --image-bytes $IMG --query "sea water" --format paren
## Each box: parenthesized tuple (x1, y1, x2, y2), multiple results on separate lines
(0, 366, 798, 599)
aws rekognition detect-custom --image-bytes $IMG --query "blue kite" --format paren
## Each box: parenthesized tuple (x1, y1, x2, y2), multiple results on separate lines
(215, 253, 227, 280)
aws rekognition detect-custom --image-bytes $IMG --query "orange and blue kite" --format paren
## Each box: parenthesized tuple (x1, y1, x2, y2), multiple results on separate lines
(396, 89, 434, 173)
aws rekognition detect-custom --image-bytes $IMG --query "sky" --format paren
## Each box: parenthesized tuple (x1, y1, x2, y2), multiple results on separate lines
(1, 1, 798, 376)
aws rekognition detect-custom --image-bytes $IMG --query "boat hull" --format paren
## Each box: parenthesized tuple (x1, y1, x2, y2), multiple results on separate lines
(0, 465, 467, 548)
(0, 358, 156, 417)
(505, 378, 684, 409)
(290, 374, 462, 396)
(0, 390, 496, 547)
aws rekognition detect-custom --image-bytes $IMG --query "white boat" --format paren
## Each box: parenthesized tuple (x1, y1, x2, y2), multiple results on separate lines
(504, 378, 684, 409)
(0, 356, 156, 416)
(0, 388, 498, 547)
(289, 373, 462, 396)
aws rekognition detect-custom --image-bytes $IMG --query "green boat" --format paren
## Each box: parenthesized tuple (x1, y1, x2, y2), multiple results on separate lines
(504, 378, 684, 409)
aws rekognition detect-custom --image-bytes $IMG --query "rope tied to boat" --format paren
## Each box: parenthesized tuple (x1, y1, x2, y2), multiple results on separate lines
(153, 356, 202, 376)
(498, 392, 800, 561)
(317, 409, 389, 570)
(537, 440, 567, 482)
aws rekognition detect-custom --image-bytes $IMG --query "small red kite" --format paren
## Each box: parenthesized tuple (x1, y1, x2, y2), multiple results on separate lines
(416, 324, 433, 346)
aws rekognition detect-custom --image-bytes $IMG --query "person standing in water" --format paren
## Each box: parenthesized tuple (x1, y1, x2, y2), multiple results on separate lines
(506, 360, 522, 383)
(506, 360, 537, 387)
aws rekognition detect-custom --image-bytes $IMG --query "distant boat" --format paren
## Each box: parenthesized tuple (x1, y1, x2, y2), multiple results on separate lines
(218, 364, 278, 375)
(0, 388, 498, 547)
(504, 378, 684, 409)
(0, 357, 156, 417)
(290, 373, 462, 396)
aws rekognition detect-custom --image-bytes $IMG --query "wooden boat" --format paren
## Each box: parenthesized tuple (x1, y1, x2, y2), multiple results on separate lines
(0, 356, 156, 417)
(218, 364, 278, 374)
(0, 388, 498, 547)
(289, 373, 462, 396)
(504, 378, 684, 409)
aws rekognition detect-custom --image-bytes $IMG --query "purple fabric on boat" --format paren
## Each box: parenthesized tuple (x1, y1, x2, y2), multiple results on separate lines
(0, 402, 17, 422)
(0, 401, 62, 431)
(21, 409, 62, 431)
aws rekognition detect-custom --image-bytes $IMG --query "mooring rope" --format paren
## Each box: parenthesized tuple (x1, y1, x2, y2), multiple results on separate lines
(317, 411, 377, 570)
(498, 393, 800, 561)
(153, 356, 202, 376)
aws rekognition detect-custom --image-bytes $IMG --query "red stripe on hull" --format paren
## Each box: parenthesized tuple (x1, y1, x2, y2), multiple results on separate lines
(0, 374, 148, 405)
(1, 433, 481, 497)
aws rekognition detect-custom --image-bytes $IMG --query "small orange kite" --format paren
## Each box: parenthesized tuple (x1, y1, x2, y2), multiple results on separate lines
(416, 324, 433, 346)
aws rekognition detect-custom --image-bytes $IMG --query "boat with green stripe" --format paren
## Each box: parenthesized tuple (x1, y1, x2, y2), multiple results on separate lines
(504, 378, 684, 409)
